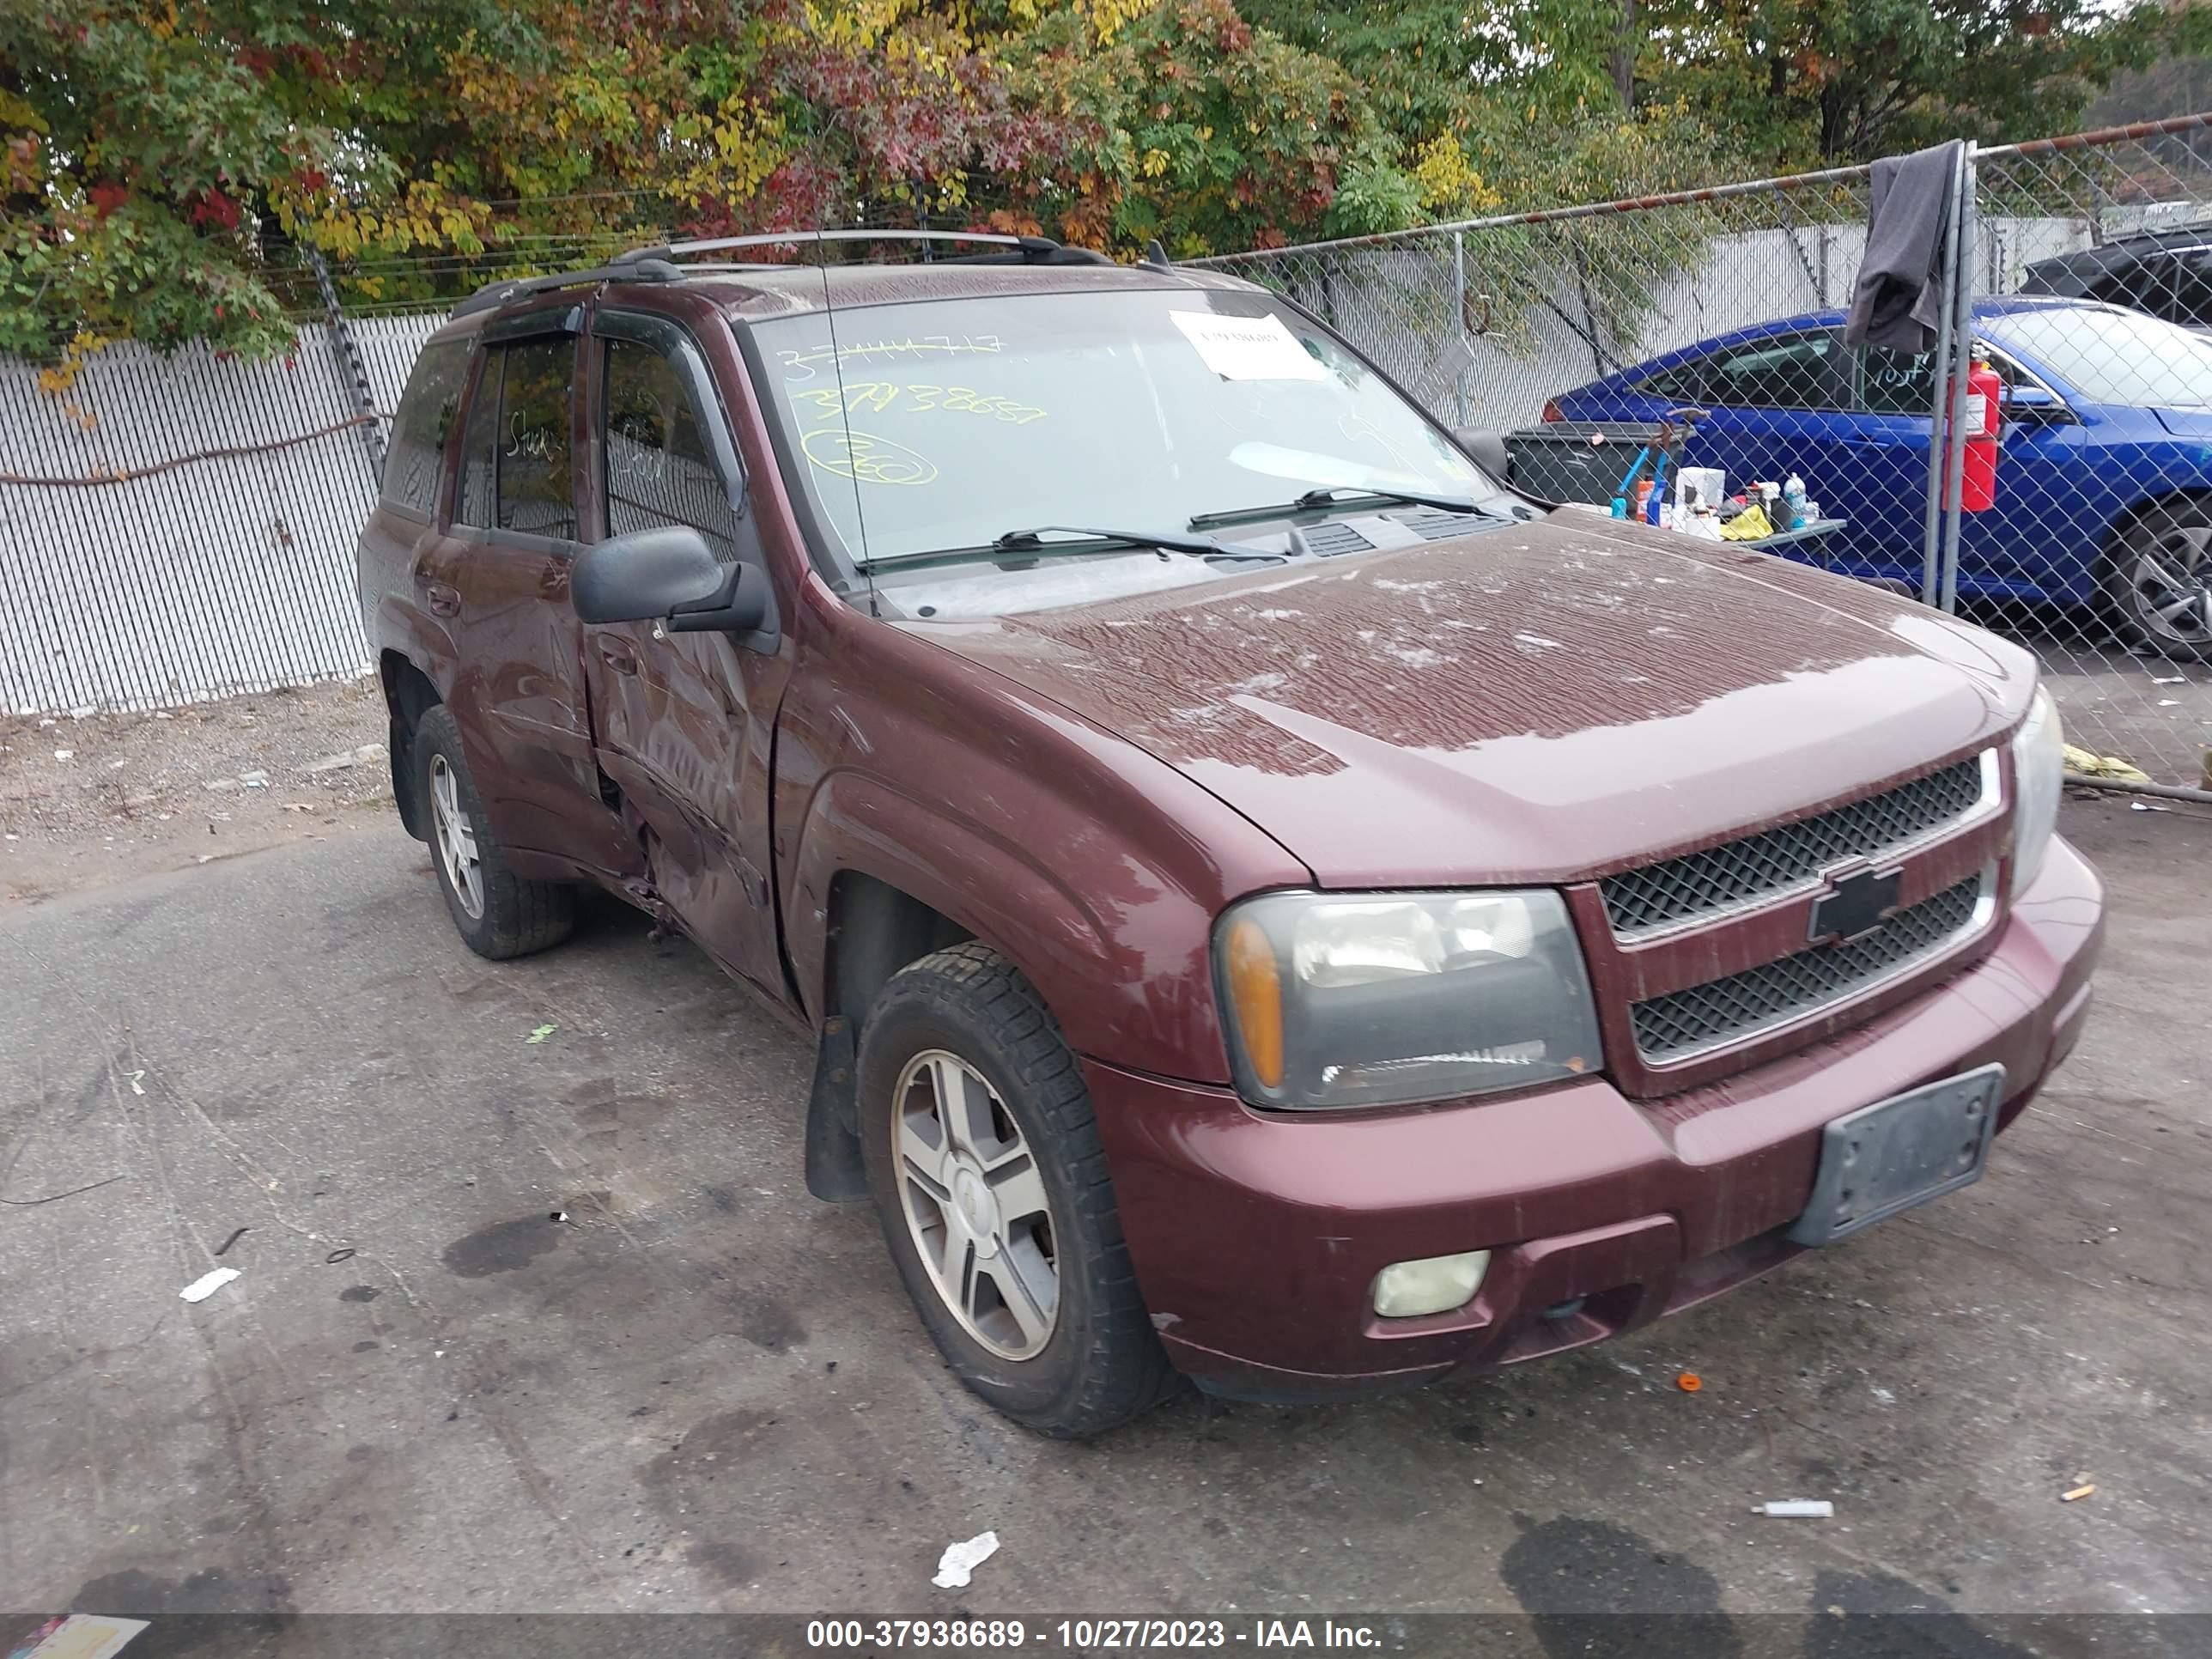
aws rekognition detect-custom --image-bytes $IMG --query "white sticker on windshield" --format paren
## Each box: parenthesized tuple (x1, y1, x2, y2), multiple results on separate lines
(1170, 310, 1328, 382)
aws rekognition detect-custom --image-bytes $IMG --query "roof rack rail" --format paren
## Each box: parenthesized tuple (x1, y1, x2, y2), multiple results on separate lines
(452, 257, 683, 319)
(614, 228, 1068, 265)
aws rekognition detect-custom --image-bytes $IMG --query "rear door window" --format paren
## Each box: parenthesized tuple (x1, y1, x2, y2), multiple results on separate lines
(1705, 331, 1839, 410)
(1632, 357, 1710, 403)
(383, 339, 469, 517)
(495, 338, 579, 539)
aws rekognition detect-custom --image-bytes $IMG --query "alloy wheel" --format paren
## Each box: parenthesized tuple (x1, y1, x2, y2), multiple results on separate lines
(2127, 523, 2212, 647)
(428, 753, 485, 920)
(892, 1049, 1060, 1360)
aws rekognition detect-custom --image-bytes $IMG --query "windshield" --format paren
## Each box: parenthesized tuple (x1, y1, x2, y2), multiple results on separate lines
(747, 288, 1491, 582)
(1990, 305, 2212, 410)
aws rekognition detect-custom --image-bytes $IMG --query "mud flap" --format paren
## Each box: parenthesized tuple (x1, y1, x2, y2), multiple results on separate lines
(804, 1015, 866, 1202)
(390, 714, 425, 841)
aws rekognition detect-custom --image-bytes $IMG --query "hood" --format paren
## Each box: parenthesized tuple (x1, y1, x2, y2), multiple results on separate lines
(915, 512, 2033, 887)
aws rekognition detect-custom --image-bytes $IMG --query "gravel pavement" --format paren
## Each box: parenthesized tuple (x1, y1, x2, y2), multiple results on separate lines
(1, 678, 390, 902)
(0, 796, 2206, 1650)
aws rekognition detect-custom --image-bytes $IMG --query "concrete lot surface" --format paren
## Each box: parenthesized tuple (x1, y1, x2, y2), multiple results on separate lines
(2, 798, 2207, 1648)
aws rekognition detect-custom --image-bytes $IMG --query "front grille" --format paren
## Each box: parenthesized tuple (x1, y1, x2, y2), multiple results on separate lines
(1629, 874, 1987, 1064)
(1601, 757, 1988, 937)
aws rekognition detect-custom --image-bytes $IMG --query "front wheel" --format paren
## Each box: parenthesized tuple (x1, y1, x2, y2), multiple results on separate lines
(857, 943, 1180, 1437)
(2101, 499, 2212, 660)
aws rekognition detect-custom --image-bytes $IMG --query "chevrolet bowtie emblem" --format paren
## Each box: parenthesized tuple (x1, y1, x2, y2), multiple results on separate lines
(1808, 866, 1904, 945)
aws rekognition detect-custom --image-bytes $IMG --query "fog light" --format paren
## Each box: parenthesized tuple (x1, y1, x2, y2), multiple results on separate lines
(1371, 1249, 1492, 1319)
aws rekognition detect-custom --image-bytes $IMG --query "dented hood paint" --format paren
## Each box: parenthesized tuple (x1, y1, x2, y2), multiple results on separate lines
(915, 512, 2036, 888)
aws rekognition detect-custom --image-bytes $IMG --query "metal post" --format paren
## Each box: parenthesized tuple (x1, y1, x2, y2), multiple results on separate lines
(1451, 231, 1472, 424)
(1937, 141, 1979, 614)
(1918, 147, 1967, 606)
(307, 246, 386, 477)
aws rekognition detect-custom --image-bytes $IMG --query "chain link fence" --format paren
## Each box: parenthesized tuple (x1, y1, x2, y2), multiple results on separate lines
(5, 119, 2212, 790)
(1966, 123, 2212, 790)
(1189, 114, 2212, 790)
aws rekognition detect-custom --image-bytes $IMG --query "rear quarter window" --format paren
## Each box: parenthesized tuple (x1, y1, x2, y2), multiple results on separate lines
(382, 340, 470, 518)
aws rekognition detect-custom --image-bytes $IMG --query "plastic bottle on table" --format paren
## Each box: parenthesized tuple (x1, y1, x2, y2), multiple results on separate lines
(1783, 474, 1808, 530)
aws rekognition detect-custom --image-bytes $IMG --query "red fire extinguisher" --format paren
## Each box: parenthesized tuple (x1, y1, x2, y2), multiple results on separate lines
(1961, 356, 2002, 513)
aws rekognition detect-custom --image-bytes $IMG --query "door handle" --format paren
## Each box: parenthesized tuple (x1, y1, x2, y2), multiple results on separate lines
(422, 582, 461, 617)
(599, 639, 641, 676)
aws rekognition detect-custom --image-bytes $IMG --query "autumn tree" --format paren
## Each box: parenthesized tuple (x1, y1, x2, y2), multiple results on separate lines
(0, 0, 507, 361)
(1637, 0, 2209, 167)
(3, 0, 2205, 362)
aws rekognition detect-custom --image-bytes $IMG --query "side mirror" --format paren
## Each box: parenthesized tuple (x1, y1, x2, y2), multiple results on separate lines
(1451, 427, 1511, 478)
(571, 526, 775, 638)
(2003, 384, 2073, 425)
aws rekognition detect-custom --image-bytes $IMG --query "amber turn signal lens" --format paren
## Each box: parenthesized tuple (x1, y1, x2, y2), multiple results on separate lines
(1224, 916, 1285, 1089)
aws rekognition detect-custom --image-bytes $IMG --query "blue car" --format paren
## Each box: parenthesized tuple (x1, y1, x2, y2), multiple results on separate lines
(1544, 296, 2212, 657)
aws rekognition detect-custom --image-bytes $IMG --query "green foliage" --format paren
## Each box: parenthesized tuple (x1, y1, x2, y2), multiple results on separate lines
(1244, 0, 1626, 133)
(1, 0, 2203, 362)
(1639, 0, 2205, 168)
(1325, 162, 1425, 238)
(1000, 0, 1423, 254)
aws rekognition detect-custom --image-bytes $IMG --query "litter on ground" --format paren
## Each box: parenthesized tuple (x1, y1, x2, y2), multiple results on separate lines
(2062, 1483, 2097, 1503)
(932, 1530, 1001, 1589)
(179, 1267, 241, 1303)
(526, 1024, 557, 1044)
(2063, 744, 2152, 785)
(1753, 1500, 1833, 1518)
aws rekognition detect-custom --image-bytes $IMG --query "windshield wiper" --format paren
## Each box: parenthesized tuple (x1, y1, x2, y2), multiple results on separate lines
(858, 525, 1234, 572)
(1188, 484, 1505, 531)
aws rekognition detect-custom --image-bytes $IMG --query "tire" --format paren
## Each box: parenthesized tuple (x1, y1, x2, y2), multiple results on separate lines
(2100, 498, 2212, 661)
(857, 942, 1180, 1437)
(411, 704, 576, 960)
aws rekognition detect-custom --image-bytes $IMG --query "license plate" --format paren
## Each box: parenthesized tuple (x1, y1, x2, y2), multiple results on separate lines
(1788, 1063, 2006, 1247)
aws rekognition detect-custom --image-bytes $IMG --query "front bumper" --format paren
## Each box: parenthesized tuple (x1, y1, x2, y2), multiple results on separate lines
(1089, 836, 2103, 1402)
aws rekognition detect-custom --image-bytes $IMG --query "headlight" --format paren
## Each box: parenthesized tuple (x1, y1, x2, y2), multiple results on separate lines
(2009, 685, 2063, 890)
(1214, 889, 1602, 1109)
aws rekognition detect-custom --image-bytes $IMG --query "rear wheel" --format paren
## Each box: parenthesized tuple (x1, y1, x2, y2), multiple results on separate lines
(858, 942, 1180, 1437)
(412, 704, 576, 959)
(2102, 499, 2212, 660)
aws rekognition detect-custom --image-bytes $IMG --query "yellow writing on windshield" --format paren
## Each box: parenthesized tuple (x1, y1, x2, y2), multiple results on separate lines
(801, 427, 939, 486)
(777, 336, 1005, 380)
(788, 381, 1047, 426)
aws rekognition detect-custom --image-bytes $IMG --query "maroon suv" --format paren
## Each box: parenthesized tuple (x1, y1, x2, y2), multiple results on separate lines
(356, 231, 2103, 1436)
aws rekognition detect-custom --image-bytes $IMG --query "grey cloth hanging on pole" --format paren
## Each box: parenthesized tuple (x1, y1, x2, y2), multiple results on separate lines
(1845, 140, 1965, 351)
